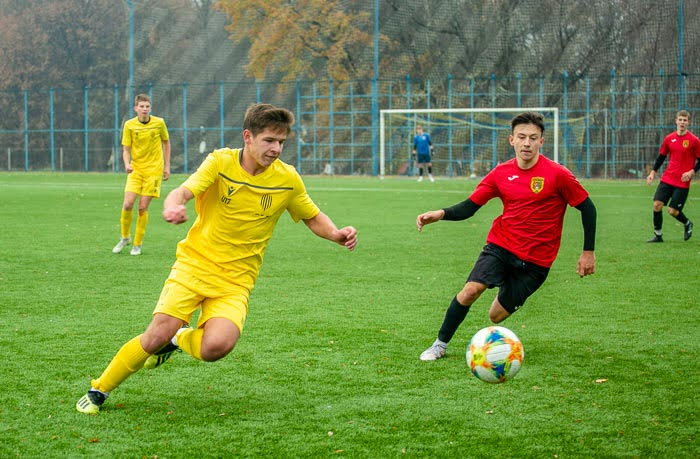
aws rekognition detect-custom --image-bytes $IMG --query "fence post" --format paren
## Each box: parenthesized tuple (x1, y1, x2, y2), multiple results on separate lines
(562, 71, 568, 166)
(84, 85, 89, 172)
(219, 81, 225, 148)
(312, 81, 318, 173)
(516, 72, 521, 107)
(7, 148, 10, 171)
(49, 87, 55, 171)
(469, 78, 475, 177)
(658, 68, 664, 132)
(295, 79, 302, 172)
(114, 84, 120, 172)
(23, 90, 28, 172)
(635, 79, 641, 174)
(678, 0, 685, 108)
(371, 76, 378, 175)
(405, 74, 411, 175)
(585, 77, 591, 178)
(183, 81, 188, 173)
(350, 82, 355, 174)
(610, 68, 616, 178)
(329, 78, 334, 174)
(490, 74, 497, 169)
(447, 74, 453, 176)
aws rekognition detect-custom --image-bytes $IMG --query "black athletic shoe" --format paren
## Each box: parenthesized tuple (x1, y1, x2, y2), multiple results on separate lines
(647, 234, 664, 243)
(144, 342, 181, 369)
(76, 389, 107, 414)
(684, 221, 693, 241)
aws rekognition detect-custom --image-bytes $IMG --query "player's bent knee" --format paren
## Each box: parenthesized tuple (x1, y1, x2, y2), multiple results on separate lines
(457, 282, 486, 305)
(667, 208, 679, 217)
(489, 301, 510, 324)
(200, 338, 237, 362)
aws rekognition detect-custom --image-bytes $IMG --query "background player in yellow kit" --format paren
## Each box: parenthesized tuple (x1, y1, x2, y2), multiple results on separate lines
(112, 94, 171, 256)
(77, 104, 358, 414)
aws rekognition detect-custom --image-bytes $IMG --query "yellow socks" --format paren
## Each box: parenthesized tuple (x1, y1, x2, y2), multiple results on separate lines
(120, 208, 133, 239)
(176, 328, 204, 361)
(91, 335, 150, 393)
(133, 210, 148, 246)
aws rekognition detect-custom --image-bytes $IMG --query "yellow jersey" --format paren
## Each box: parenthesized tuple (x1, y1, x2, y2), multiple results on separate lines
(176, 148, 320, 291)
(121, 115, 169, 175)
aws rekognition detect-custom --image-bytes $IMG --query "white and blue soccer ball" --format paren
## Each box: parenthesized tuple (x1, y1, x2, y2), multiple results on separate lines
(466, 326, 524, 383)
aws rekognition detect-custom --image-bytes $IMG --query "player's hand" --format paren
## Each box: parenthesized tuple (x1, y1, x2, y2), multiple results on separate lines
(163, 168, 171, 181)
(646, 171, 655, 185)
(681, 169, 695, 182)
(125, 163, 133, 174)
(416, 210, 445, 232)
(576, 250, 596, 278)
(163, 204, 188, 225)
(334, 226, 358, 251)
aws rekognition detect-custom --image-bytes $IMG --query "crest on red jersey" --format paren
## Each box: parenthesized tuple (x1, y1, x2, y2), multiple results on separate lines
(683, 140, 689, 148)
(530, 177, 545, 193)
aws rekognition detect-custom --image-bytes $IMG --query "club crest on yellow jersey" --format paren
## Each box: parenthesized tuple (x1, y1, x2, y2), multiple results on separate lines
(260, 194, 272, 211)
(530, 177, 545, 193)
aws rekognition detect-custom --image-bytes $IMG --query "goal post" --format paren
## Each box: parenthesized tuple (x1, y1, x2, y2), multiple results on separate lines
(379, 107, 559, 178)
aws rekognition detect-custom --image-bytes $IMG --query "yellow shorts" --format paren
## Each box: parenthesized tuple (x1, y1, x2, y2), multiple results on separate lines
(153, 266, 249, 333)
(125, 169, 162, 198)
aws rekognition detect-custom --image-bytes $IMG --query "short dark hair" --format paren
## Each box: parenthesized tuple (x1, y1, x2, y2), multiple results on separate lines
(511, 112, 545, 134)
(243, 104, 295, 136)
(134, 93, 150, 105)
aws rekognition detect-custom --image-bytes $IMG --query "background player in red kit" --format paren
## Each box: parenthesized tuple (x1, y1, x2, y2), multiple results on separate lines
(415, 112, 597, 361)
(645, 110, 700, 242)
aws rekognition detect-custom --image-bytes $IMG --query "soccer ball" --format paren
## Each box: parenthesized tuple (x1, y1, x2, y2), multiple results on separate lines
(466, 326, 524, 383)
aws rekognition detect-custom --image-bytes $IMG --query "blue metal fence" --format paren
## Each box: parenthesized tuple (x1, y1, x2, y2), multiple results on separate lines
(0, 70, 697, 178)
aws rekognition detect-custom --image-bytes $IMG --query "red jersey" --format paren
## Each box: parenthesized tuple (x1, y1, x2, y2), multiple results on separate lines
(659, 130, 700, 189)
(469, 155, 588, 268)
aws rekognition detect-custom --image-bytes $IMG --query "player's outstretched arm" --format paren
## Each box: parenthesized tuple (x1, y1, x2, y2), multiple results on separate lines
(416, 210, 445, 232)
(303, 211, 358, 251)
(163, 186, 194, 225)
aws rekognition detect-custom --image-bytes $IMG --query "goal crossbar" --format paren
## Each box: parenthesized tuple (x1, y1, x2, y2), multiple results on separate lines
(379, 107, 559, 177)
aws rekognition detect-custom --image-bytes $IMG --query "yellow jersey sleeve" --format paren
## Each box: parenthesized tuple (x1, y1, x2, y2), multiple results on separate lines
(286, 168, 320, 222)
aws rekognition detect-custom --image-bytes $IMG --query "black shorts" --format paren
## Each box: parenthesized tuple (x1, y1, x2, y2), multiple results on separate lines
(467, 243, 550, 314)
(653, 181, 690, 211)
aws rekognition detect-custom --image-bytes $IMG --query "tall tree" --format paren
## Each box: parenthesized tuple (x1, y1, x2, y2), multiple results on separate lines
(214, 0, 391, 81)
(0, 0, 128, 90)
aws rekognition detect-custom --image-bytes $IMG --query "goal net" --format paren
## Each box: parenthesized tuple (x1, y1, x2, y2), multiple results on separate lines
(379, 107, 561, 178)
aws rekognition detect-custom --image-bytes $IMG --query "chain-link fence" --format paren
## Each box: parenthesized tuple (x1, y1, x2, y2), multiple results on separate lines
(0, 0, 697, 178)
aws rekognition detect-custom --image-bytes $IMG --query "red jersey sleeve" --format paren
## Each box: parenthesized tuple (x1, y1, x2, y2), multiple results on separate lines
(469, 168, 501, 206)
(558, 165, 589, 207)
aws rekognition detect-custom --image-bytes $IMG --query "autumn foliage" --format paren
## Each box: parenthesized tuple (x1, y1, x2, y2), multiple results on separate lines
(214, 0, 388, 82)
